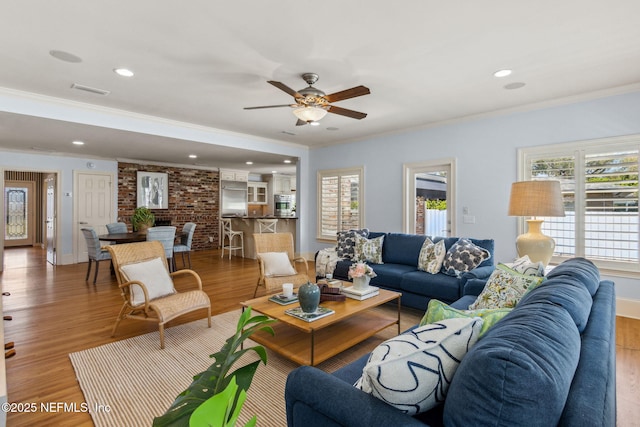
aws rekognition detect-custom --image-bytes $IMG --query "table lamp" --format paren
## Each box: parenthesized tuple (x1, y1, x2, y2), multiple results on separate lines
(508, 180, 565, 266)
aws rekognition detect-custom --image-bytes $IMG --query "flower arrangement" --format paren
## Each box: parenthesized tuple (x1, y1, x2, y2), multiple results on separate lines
(348, 262, 377, 279)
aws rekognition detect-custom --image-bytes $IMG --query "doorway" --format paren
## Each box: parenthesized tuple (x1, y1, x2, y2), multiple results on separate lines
(4, 181, 35, 247)
(2, 170, 59, 271)
(403, 159, 456, 236)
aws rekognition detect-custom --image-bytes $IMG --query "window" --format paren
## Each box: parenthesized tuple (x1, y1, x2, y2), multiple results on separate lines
(520, 135, 639, 272)
(317, 167, 364, 240)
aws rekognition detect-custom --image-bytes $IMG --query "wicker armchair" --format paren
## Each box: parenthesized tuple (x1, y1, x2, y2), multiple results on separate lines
(253, 232, 310, 297)
(106, 241, 211, 349)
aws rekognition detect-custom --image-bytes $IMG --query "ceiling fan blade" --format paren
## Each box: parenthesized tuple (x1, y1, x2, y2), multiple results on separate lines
(325, 85, 370, 103)
(243, 104, 293, 110)
(327, 105, 367, 120)
(268, 81, 303, 99)
(295, 119, 308, 126)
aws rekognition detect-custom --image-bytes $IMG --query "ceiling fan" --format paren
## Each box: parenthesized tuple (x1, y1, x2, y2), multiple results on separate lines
(244, 73, 370, 126)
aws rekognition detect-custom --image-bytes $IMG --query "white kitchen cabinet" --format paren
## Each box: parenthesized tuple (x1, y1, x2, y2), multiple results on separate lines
(220, 169, 249, 182)
(273, 174, 295, 194)
(248, 182, 268, 204)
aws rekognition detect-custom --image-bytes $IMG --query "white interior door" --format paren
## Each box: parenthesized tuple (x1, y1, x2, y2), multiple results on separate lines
(75, 172, 113, 263)
(45, 174, 56, 265)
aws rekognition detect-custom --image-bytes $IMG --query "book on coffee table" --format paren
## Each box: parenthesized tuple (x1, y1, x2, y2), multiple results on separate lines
(268, 293, 298, 305)
(284, 306, 335, 322)
(343, 290, 380, 301)
(342, 285, 379, 296)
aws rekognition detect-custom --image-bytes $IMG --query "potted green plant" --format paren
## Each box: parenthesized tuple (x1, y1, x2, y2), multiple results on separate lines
(153, 307, 275, 427)
(131, 207, 155, 232)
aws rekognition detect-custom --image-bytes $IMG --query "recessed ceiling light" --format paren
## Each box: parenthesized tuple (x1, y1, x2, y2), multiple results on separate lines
(504, 82, 526, 90)
(246, 161, 253, 165)
(309, 121, 320, 126)
(188, 154, 197, 159)
(114, 68, 134, 77)
(271, 171, 278, 174)
(72, 140, 85, 145)
(49, 50, 82, 63)
(494, 69, 512, 78)
(284, 160, 292, 164)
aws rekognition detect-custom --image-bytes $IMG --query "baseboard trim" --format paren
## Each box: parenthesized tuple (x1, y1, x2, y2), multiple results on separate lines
(617, 298, 640, 319)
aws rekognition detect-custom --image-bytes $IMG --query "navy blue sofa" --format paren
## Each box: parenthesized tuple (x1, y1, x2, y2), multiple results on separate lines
(327, 232, 495, 310)
(286, 257, 616, 426)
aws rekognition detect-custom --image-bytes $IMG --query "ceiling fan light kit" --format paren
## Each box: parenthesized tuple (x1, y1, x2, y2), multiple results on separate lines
(244, 73, 370, 126)
(293, 106, 328, 123)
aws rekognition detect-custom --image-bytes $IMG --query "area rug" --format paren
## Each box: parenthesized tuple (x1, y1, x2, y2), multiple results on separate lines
(70, 307, 422, 427)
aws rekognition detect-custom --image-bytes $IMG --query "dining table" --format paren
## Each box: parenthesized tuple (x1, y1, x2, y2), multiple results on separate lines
(98, 232, 147, 244)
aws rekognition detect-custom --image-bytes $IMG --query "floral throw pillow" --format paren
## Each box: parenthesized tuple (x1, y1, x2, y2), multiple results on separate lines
(336, 229, 369, 259)
(417, 238, 446, 274)
(468, 264, 544, 310)
(354, 234, 384, 264)
(442, 238, 491, 277)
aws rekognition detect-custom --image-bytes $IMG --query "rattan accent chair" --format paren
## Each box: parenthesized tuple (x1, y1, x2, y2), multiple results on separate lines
(253, 232, 310, 297)
(107, 241, 211, 349)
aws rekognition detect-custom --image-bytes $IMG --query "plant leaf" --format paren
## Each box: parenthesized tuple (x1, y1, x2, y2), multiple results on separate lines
(152, 308, 274, 427)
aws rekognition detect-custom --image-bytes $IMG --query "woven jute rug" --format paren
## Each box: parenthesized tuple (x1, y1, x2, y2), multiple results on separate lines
(69, 306, 422, 427)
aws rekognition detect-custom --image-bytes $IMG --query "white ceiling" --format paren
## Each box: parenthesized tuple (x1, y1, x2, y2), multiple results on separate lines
(2, 0, 640, 173)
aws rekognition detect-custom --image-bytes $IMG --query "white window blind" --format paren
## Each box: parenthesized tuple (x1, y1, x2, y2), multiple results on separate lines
(317, 168, 363, 240)
(523, 136, 640, 272)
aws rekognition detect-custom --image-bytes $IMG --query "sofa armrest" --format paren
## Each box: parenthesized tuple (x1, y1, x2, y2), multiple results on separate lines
(461, 265, 495, 281)
(285, 366, 427, 427)
(463, 278, 488, 296)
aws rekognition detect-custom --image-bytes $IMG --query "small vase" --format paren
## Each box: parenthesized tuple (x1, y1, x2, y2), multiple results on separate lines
(298, 282, 320, 313)
(353, 276, 371, 292)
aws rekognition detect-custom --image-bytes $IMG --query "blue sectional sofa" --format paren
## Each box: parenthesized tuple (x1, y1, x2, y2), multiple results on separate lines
(327, 232, 495, 310)
(287, 257, 616, 426)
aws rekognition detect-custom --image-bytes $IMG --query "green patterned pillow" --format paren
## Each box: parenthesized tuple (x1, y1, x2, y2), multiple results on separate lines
(468, 264, 544, 310)
(417, 238, 446, 274)
(420, 299, 511, 337)
(354, 234, 384, 264)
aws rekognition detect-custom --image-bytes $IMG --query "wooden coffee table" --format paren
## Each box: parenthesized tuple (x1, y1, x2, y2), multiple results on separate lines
(240, 289, 401, 366)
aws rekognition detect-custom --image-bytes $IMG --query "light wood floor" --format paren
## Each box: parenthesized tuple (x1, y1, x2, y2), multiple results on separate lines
(1, 246, 639, 426)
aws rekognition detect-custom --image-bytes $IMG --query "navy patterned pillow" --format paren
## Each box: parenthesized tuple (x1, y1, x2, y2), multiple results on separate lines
(442, 238, 491, 277)
(336, 229, 369, 259)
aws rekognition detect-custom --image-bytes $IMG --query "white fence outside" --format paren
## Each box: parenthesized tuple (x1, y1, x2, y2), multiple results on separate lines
(425, 209, 448, 236)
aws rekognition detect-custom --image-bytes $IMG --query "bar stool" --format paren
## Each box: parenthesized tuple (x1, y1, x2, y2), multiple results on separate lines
(220, 218, 244, 259)
(257, 218, 278, 233)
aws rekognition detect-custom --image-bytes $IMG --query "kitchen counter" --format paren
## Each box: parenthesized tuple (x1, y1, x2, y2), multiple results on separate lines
(221, 216, 297, 259)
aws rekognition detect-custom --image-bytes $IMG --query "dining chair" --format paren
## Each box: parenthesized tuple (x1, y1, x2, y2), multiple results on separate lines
(253, 232, 309, 297)
(81, 227, 112, 284)
(107, 240, 211, 349)
(106, 222, 128, 234)
(173, 222, 196, 269)
(220, 218, 244, 259)
(146, 226, 177, 271)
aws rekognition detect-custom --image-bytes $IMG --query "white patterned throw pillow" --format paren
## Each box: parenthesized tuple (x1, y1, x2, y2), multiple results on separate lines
(510, 255, 545, 277)
(417, 238, 446, 274)
(355, 317, 483, 415)
(354, 234, 384, 264)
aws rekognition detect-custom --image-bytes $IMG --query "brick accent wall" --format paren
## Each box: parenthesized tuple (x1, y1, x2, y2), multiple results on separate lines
(117, 162, 220, 250)
(416, 196, 425, 235)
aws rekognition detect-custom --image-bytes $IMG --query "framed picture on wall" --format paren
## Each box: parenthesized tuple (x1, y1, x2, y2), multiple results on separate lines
(137, 171, 168, 209)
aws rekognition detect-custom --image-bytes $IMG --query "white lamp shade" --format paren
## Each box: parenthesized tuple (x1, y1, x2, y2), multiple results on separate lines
(293, 106, 328, 122)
